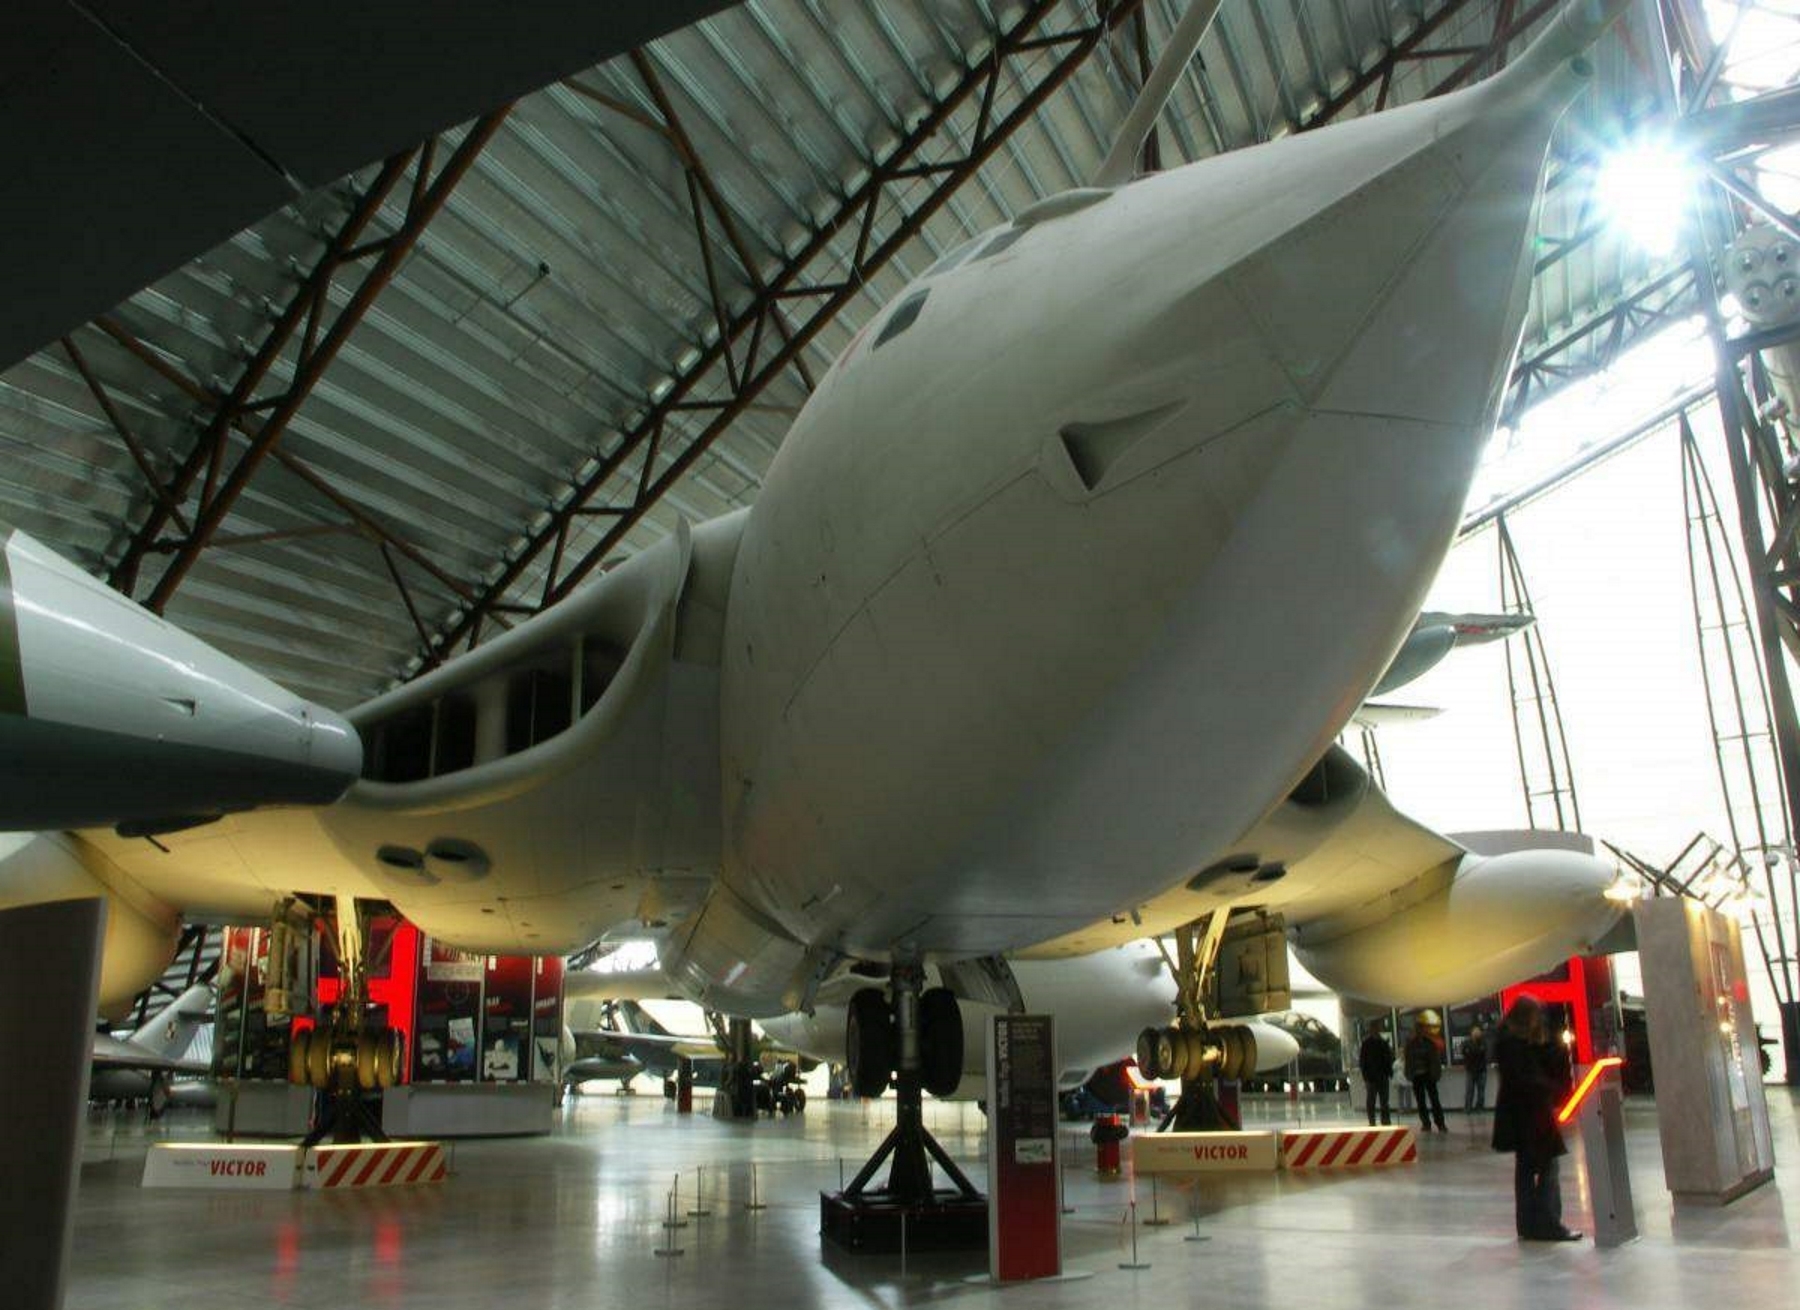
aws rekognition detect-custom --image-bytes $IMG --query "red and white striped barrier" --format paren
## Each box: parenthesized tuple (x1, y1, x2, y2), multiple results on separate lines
(1279, 1126, 1416, 1170)
(303, 1140, 448, 1189)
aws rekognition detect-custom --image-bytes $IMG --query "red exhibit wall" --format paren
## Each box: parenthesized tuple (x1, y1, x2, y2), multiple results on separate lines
(1500, 955, 1618, 1065)
(308, 917, 422, 1084)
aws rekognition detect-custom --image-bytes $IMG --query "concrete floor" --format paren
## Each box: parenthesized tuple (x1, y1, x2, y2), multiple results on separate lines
(68, 1087, 1798, 1309)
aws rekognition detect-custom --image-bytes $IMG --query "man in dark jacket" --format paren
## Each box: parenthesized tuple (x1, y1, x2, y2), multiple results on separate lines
(1492, 996, 1580, 1241)
(1358, 1025, 1394, 1126)
(1405, 1019, 1448, 1132)
(1463, 1025, 1490, 1111)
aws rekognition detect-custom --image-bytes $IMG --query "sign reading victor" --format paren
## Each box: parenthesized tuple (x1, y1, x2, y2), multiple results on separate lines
(986, 1013, 1060, 1282)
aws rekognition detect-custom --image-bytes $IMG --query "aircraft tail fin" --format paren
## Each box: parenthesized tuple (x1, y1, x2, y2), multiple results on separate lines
(617, 999, 672, 1037)
(125, 983, 212, 1060)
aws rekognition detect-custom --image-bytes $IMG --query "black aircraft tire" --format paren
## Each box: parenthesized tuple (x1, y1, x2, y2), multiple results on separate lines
(1136, 1027, 1163, 1080)
(846, 988, 894, 1098)
(919, 987, 963, 1098)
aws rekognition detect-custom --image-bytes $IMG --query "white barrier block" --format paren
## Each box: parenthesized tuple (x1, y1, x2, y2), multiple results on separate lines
(142, 1143, 300, 1190)
(1131, 1130, 1278, 1173)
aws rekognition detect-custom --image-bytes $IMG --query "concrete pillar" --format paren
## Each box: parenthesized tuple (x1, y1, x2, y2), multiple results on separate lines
(0, 897, 106, 1310)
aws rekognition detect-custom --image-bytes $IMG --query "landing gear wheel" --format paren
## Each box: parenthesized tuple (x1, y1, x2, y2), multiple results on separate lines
(289, 1030, 312, 1086)
(355, 1031, 379, 1091)
(1180, 1029, 1208, 1082)
(790, 1087, 806, 1113)
(846, 987, 894, 1098)
(918, 987, 963, 1097)
(1234, 1026, 1258, 1081)
(1155, 1027, 1180, 1082)
(1136, 1027, 1163, 1080)
(373, 1029, 403, 1088)
(306, 1028, 332, 1090)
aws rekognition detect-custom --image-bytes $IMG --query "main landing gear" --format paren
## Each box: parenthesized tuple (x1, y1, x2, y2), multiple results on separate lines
(280, 897, 403, 1146)
(1134, 913, 1265, 1133)
(821, 963, 987, 1253)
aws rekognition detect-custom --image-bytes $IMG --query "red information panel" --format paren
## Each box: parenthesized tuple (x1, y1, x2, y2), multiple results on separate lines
(986, 1013, 1060, 1282)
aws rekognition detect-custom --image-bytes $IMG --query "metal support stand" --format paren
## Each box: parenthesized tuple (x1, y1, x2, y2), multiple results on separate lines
(821, 963, 987, 1253)
(713, 1017, 759, 1120)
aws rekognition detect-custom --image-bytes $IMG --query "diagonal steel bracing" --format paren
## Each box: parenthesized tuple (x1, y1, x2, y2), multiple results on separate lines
(106, 108, 512, 614)
(422, 0, 1151, 664)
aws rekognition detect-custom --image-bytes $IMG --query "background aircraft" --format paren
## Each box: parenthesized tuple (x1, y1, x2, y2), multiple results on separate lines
(87, 983, 212, 1112)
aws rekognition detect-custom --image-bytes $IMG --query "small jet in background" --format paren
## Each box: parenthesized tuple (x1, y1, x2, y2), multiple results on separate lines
(88, 984, 212, 1115)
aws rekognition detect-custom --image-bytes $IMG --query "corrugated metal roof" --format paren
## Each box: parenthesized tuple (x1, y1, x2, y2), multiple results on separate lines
(0, 0, 1678, 708)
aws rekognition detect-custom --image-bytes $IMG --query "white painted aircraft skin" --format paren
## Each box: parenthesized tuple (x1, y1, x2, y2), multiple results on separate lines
(711, 7, 1626, 981)
(0, 3, 1634, 1020)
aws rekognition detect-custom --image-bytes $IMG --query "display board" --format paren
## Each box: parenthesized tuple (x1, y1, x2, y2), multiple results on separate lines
(1635, 899, 1775, 1202)
(986, 1013, 1060, 1282)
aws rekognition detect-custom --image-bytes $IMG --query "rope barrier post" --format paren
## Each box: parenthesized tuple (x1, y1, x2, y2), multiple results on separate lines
(687, 1164, 712, 1217)
(745, 1161, 767, 1212)
(1119, 1199, 1151, 1270)
(1185, 1184, 1209, 1243)
(654, 1189, 685, 1258)
(1143, 1172, 1170, 1226)
(662, 1172, 688, 1229)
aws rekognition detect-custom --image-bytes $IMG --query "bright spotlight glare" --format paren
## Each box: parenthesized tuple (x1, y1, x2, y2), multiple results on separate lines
(1595, 138, 1696, 257)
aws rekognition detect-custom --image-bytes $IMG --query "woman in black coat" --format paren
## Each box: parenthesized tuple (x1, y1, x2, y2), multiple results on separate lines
(1491, 996, 1580, 1241)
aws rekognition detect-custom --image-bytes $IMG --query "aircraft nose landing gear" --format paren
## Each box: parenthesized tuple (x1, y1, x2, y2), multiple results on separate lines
(821, 963, 988, 1254)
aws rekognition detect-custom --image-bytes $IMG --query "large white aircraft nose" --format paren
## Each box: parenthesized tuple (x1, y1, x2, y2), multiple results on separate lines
(1230, 0, 1625, 435)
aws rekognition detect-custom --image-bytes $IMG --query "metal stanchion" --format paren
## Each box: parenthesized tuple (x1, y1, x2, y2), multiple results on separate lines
(1119, 1200, 1152, 1270)
(687, 1164, 712, 1218)
(745, 1161, 767, 1212)
(1143, 1173, 1170, 1226)
(1184, 1187, 1209, 1244)
(654, 1190, 685, 1257)
(662, 1172, 688, 1229)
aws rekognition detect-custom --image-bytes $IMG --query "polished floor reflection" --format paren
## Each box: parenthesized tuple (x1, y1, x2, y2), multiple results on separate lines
(68, 1087, 1798, 1309)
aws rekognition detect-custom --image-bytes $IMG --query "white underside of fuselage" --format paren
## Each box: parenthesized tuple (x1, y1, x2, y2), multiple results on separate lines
(719, 54, 1577, 963)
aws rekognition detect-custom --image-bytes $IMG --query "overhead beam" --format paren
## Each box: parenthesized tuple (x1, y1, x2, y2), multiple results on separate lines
(421, 0, 1150, 666)
(110, 108, 512, 613)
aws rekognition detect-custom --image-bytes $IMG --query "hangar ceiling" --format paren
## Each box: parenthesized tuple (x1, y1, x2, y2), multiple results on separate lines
(0, 0, 1724, 709)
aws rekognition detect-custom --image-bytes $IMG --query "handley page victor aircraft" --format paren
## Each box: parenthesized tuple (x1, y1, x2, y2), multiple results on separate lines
(2, 0, 1631, 1145)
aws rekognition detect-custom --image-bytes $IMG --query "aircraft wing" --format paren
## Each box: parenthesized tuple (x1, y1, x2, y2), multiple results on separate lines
(89, 1033, 209, 1076)
(600, 1031, 724, 1063)
(1017, 745, 1466, 958)
(1350, 702, 1443, 728)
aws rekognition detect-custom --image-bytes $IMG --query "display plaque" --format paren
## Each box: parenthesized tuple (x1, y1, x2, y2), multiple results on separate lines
(986, 1013, 1060, 1282)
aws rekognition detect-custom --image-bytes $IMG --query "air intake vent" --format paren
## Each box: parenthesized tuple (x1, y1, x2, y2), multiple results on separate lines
(1057, 400, 1184, 492)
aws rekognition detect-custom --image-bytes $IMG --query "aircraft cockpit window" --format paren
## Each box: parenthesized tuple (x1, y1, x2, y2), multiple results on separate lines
(970, 227, 1026, 262)
(922, 234, 984, 278)
(872, 290, 928, 350)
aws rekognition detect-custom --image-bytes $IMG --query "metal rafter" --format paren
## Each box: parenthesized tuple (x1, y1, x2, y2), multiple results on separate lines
(1501, 264, 1700, 427)
(108, 107, 513, 613)
(422, 0, 1150, 665)
(1650, 0, 1800, 1083)
(82, 310, 493, 641)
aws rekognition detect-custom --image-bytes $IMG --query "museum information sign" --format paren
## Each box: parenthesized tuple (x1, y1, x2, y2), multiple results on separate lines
(986, 1013, 1060, 1282)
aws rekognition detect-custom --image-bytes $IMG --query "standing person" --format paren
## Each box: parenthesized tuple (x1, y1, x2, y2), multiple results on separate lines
(1358, 1023, 1394, 1127)
(1463, 1025, 1490, 1112)
(1405, 1016, 1448, 1132)
(1492, 995, 1580, 1242)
